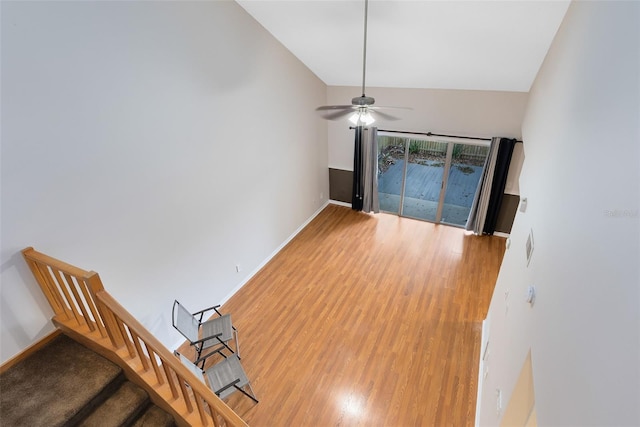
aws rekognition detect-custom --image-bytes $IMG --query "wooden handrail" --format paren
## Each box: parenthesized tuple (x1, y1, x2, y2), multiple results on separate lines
(21, 247, 248, 427)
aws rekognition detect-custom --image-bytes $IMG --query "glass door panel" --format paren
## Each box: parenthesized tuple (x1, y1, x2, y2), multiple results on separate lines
(377, 136, 407, 214)
(402, 140, 447, 221)
(441, 143, 489, 227)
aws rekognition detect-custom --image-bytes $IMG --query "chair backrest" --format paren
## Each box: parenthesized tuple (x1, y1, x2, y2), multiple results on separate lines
(172, 300, 200, 344)
(176, 352, 206, 384)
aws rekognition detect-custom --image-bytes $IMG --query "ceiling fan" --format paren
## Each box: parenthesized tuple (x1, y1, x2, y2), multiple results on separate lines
(316, 0, 409, 125)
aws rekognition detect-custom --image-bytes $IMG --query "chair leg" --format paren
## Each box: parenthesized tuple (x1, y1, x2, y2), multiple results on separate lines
(220, 341, 237, 359)
(195, 346, 226, 368)
(213, 336, 237, 359)
(195, 345, 203, 365)
(247, 384, 258, 403)
(234, 385, 258, 404)
(233, 329, 240, 359)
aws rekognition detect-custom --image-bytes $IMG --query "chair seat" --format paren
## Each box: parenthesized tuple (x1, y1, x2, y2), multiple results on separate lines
(200, 314, 233, 350)
(205, 354, 249, 400)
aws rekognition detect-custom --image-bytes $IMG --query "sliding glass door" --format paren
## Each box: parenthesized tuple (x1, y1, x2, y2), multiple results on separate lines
(440, 143, 488, 226)
(377, 134, 489, 227)
(401, 140, 447, 222)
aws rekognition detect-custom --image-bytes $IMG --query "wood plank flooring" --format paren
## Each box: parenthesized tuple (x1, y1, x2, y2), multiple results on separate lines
(179, 204, 505, 426)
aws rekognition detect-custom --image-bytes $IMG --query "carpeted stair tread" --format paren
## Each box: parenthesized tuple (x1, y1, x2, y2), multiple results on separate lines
(0, 334, 123, 427)
(132, 405, 178, 427)
(79, 381, 150, 427)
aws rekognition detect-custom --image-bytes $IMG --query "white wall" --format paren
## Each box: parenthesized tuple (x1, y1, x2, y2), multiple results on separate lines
(327, 86, 528, 171)
(0, 1, 329, 363)
(478, 1, 639, 426)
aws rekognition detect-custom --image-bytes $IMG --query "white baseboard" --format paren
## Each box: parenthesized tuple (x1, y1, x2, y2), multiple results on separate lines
(219, 200, 331, 307)
(328, 199, 351, 208)
(475, 318, 488, 427)
(493, 231, 510, 238)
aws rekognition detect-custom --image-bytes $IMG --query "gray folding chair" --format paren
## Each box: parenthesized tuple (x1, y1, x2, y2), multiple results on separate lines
(176, 352, 258, 404)
(172, 300, 239, 367)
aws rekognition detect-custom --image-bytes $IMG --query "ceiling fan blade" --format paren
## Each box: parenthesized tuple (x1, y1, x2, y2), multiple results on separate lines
(316, 105, 356, 111)
(317, 109, 355, 121)
(370, 106, 413, 111)
(370, 110, 401, 121)
(316, 105, 357, 120)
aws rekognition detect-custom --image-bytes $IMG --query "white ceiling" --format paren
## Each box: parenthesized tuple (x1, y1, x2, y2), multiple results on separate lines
(236, 0, 570, 93)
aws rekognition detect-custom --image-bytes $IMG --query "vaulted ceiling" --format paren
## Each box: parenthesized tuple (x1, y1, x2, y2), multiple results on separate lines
(236, 0, 570, 93)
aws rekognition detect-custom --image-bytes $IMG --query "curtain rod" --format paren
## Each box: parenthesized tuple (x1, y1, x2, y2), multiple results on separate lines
(379, 129, 491, 141)
(350, 127, 522, 143)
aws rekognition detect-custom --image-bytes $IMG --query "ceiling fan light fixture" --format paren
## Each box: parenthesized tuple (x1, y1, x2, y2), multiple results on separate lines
(349, 109, 375, 126)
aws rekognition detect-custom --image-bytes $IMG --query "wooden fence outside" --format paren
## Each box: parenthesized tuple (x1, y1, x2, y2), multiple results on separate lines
(378, 136, 489, 163)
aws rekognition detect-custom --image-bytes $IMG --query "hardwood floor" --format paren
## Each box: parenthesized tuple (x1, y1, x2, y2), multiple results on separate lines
(180, 204, 505, 426)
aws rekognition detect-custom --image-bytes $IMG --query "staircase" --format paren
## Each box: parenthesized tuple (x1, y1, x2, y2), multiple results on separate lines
(0, 333, 176, 427)
(11, 247, 247, 426)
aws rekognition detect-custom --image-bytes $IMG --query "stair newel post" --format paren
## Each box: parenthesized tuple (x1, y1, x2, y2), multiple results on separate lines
(85, 272, 125, 349)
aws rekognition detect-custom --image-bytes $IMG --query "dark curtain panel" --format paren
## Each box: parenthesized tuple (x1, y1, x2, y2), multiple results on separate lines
(352, 126, 364, 210)
(361, 127, 379, 213)
(483, 138, 517, 234)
